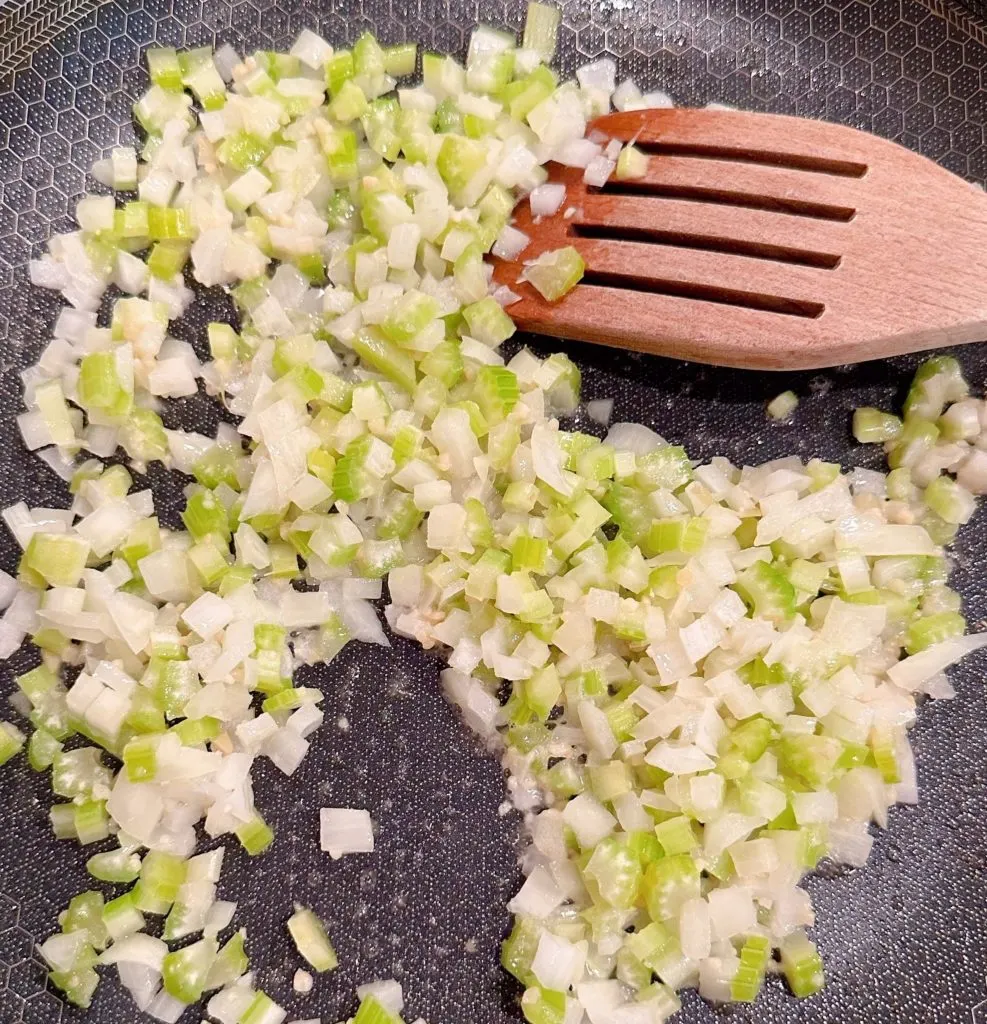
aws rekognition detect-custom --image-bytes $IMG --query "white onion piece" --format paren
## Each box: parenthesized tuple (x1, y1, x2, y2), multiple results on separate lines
(319, 807, 374, 859)
(529, 182, 567, 215)
(604, 421, 666, 453)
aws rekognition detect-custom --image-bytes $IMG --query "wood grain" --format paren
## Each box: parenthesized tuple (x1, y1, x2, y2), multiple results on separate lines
(491, 108, 987, 370)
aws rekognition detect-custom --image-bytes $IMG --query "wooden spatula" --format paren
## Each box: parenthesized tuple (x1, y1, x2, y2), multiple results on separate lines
(490, 108, 987, 370)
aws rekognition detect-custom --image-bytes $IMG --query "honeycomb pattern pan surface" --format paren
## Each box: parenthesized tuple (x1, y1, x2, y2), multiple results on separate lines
(3, 1, 987, 1023)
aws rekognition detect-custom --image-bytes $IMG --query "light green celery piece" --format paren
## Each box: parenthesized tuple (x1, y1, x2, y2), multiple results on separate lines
(49, 958, 99, 1009)
(462, 296, 516, 346)
(0, 721, 26, 766)
(522, 2, 561, 60)
(330, 79, 368, 121)
(52, 747, 110, 800)
(521, 986, 567, 1024)
(643, 853, 700, 921)
(325, 49, 354, 94)
(420, 341, 464, 389)
(183, 487, 231, 540)
(34, 379, 76, 446)
(524, 664, 561, 720)
(541, 352, 581, 411)
(635, 444, 691, 490)
(173, 715, 222, 746)
(17, 664, 59, 705)
(473, 369, 520, 429)
(869, 726, 901, 783)
(208, 321, 239, 362)
(135, 851, 187, 914)
(381, 291, 440, 345)
(454, 242, 487, 303)
(779, 733, 842, 788)
(584, 836, 642, 909)
(146, 47, 183, 90)
(87, 847, 142, 884)
(111, 199, 148, 238)
(733, 560, 796, 623)
(903, 355, 968, 420)
(436, 134, 487, 199)
(924, 474, 975, 525)
(148, 239, 190, 279)
(123, 735, 158, 781)
(121, 407, 169, 464)
(501, 916, 541, 986)
(361, 189, 412, 241)
(73, 800, 110, 845)
(162, 936, 219, 1003)
(732, 934, 771, 1002)
(24, 533, 90, 587)
(654, 815, 697, 856)
(185, 60, 227, 109)
(362, 98, 402, 160)
(353, 993, 404, 1024)
(59, 891, 109, 951)
(905, 610, 965, 654)
(625, 921, 677, 971)
(236, 813, 275, 855)
(155, 659, 201, 720)
(217, 132, 272, 171)
(353, 329, 417, 392)
(287, 905, 338, 972)
(102, 889, 146, 941)
(241, 991, 289, 1024)
(615, 144, 648, 180)
(262, 687, 323, 714)
(384, 42, 417, 77)
(27, 727, 62, 771)
(204, 929, 249, 990)
(780, 933, 825, 998)
(353, 30, 386, 76)
(852, 407, 902, 443)
(147, 205, 193, 240)
(712, 712, 774, 774)
(521, 246, 584, 301)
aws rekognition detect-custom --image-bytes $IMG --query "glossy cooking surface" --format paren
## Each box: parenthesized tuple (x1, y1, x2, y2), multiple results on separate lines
(2, 2, 987, 1022)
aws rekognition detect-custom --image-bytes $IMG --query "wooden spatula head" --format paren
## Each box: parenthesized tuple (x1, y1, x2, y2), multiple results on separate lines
(491, 108, 987, 370)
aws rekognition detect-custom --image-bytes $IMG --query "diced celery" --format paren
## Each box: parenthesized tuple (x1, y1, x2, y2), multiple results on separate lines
(384, 42, 417, 77)
(0, 721, 25, 767)
(616, 144, 648, 180)
(436, 134, 487, 200)
(242, 991, 288, 1024)
(460, 296, 514, 347)
(24, 533, 90, 588)
(135, 851, 187, 914)
(87, 847, 142, 884)
(162, 936, 219, 1003)
(501, 916, 541, 986)
(767, 390, 798, 420)
(521, 986, 567, 1024)
(287, 905, 338, 972)
(147, 47, 183, 90)
(77, 351, 132, 417)
(236, 813, 274, 855)
(852, 407, 902, 443)
(643, 854, 700, 921)
(27, 727, 62, 771)
(121, 407, 168, 464)
(521, 246, 584, 301)
(353, 329, 417, 392)
(523, 2, 561, 61)
(381, 290, 439, 345)
(780, 932, 825, 998)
